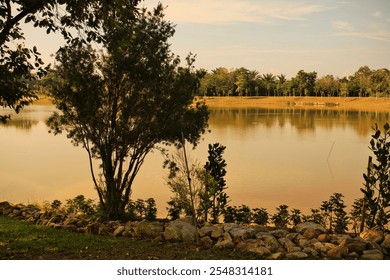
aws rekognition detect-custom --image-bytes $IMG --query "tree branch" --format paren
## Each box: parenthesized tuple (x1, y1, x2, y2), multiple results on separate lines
(0, 0, 46, 46)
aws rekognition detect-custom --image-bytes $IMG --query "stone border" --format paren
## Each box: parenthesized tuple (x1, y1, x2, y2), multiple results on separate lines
(1, 202, 389, 260)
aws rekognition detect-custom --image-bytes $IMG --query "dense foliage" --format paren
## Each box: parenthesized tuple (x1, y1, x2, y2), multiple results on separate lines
(200, 66, 390, 98)
(360, 123, 390, 231)
(0, 0, 143, 122)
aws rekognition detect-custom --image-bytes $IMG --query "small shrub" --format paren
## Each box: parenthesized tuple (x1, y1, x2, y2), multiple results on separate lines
(145, 198, 157, 221)
(320, 193, 349, 233)
(303, 208, 324, 225)
(290, 208, 302, 226)
(126, 198, 158, 221)
(65, 195, 96, 216)
(271, 204, 290, 228)
(235, 205, 251, 224)
(252, 208, 269, 226)
(223, 206, 236, 223)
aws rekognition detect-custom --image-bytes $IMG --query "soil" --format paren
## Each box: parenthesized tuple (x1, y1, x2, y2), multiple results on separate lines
(200, 96, 390, 112)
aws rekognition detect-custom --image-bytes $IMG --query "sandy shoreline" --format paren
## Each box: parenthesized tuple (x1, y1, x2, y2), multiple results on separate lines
(35, 96, 390, 112)
(200, 96, 390, 112)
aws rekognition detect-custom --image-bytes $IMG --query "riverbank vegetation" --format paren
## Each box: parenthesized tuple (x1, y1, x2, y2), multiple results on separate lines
(199, 66, 390, 98)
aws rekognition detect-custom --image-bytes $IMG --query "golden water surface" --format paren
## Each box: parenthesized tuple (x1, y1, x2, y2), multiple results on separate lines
(1, 105, 389, 216)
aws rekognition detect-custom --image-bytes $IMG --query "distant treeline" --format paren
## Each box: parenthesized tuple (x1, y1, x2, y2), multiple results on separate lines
(198, 66, 390, 98)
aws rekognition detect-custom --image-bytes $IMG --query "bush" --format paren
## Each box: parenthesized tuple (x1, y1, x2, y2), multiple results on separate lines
(252, 208, 269, 226)
(320, 193, 349, 233)
(126, 198, 157, 221)
(361, 123, 390, 231)
(65, 195, 96, 216)
(271, 205, 290, 228)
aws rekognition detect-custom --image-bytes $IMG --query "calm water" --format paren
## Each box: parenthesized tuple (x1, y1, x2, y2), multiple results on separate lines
(1, 105, 389, 216)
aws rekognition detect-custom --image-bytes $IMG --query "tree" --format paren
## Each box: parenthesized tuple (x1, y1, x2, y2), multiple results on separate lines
(261, 73, 276, 96)
(276, 74, 287, 96)
(233, 67, 258, 96)
(201, 143, 228, 223)
(0, 0, 142, 122)
(47, 4, 209, 220)
(294, 70, 317, 96)
(315, 75, 339, 97)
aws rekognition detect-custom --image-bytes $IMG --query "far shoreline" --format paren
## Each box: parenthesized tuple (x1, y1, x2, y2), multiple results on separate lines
(199, 96, 390, 112)
(34, 96, 390, 112)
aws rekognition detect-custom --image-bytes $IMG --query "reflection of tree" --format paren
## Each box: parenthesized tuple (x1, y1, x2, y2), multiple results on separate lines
(209, 108, 390, 137)
(0, 118, 38, 130)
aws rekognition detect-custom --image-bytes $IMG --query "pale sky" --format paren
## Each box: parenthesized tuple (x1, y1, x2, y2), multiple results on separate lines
(23, 0, 390, 78)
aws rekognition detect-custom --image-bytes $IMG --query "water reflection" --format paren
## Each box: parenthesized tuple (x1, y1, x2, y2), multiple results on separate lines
(209, 108, 390, 137)
(0, 105, 389, 216)
(1, 118, 39, 130)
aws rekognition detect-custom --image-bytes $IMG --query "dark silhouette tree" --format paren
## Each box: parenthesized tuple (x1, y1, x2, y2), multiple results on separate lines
(47, 4, 209, 220)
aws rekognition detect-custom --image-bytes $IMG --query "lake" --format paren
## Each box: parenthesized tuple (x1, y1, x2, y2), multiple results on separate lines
(1, 104, 389, 216)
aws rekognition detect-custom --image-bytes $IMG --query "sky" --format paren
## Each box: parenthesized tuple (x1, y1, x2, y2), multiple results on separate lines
(23, 0, 390, 78)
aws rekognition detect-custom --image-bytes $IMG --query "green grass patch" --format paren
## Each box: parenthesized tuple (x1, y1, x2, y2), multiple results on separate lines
(0, 216, 257, 260)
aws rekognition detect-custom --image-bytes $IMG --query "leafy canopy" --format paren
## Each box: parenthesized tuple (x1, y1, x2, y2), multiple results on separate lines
(47, 3, 209, 220)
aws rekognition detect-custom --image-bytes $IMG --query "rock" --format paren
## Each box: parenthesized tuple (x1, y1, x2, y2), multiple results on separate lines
(289, 246, 302, 253)
(367, 241, 381, 251)
(223, 223, 239, 232)
(327, 244, 349, 259)
(214, 233, 235, 249)
(256, 233, 281, 253)
(267, 252, 285, 260)
(294, 222, 326, 234)
(63, 217, 79, 226)
(12, 209, 21, 216)
(345, 238, 367, 255)
(302, 247, 318, 258)
(361, 249, 383, 260)
(286, 233, 300, 241)
(199, 226, 216, 238)
(98, 224, 110, 236)
(113, 226, 125, 237)
(49, 214, 63, 224)
(312, 242, 330, 254)
(210, 228, 224, 240)
(163, 221, 196, 242)
(237, 239, 271, 257)
(360, 229, 384, 244)
(286, 252, 308, 259)
(317, 234, 330, 242)
(0, 201, 11, 210)
(298, 238, 309, 248)
(136, 220, 164, 239)
(278, 237, 296, 251)
(269, 229, 289, 238)
(348, 252, 359, 259)
(200, 236, 214, 249)
(229, 227, 256, 242)
(303, 228, 324, 239)
(324, 243, 337, 251)
(247, 224, 269, 232)
(380, 234, 390, 255)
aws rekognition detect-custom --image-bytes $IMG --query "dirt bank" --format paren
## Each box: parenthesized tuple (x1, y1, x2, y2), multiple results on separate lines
(35, 96, 390, 112)
(201, 97, 390, 112)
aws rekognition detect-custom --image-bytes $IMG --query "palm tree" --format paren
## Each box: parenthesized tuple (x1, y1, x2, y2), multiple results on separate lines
(261, 73, 276, 96)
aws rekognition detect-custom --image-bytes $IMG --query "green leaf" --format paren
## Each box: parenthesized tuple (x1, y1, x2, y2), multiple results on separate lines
(373, 130, 381, 139)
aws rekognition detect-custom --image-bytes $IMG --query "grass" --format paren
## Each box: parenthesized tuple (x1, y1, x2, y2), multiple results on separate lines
(0, 216, 258, 260)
